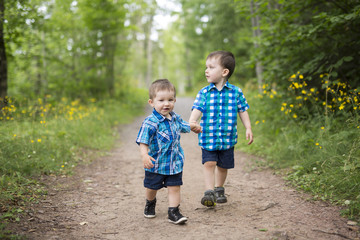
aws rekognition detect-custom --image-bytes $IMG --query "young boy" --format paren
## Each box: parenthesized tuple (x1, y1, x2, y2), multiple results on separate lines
(189, 51, 253, 207)
(136, 79, 190, 224)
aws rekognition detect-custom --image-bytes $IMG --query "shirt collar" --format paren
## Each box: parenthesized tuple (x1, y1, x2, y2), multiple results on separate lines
(152, 109, 175, 122)
(208, 81, 233, 91)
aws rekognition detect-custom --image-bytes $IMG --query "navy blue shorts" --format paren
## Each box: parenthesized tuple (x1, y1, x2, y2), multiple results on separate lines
(144, 171, 183, 190)
(202, 147, 235, 169)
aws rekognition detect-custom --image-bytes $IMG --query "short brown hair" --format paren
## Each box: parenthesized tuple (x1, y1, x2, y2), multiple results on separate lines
(207, 51, 235, 79)
(149, 79, 176, 99)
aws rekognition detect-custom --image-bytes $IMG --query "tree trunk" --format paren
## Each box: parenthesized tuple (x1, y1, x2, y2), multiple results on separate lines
(0, 0, 7, 102)
(145, 31, 152, 87)
(185, 47, 192, 90)
(143, 14, 154, 87)
(103, 34, 116, 97)
(250, 0, 263, 92)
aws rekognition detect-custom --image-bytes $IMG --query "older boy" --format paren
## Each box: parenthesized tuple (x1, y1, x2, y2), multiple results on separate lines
(136, 79, 190, 224)
(189, 51, 253, 207)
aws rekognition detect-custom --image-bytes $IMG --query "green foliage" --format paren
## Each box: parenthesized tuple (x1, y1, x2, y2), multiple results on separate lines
(177, 0, 254, 91)
(254, 0, 360, 96)
(238, 86, 360, 220)
(5, 0, 131, 99)
(0, 89, 146, 236)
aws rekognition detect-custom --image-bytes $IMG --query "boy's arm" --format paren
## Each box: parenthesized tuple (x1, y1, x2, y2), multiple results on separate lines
(239, 111, 254, 145)
(189, 109, 202, 133)
(139, 143, 155, 169)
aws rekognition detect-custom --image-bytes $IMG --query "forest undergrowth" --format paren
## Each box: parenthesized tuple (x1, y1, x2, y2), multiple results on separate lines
(238, 76, 360, 221)
(0, 89, 147, 238)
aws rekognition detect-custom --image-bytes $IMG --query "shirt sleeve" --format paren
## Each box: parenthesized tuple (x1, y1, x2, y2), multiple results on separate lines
(237, 88, 250, 113)
(176, 114, 191, 133)
(136, 119, 156, 145)
(192, 89, 206, 112)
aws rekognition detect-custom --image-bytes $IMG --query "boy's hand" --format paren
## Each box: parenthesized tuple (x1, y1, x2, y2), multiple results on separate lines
(142, 154, 155, 169)
(190, 122, 202, 134)
(246, 128, 254, 145)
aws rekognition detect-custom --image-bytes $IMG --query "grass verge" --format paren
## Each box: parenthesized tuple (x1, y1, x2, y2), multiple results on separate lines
(0, 88, 147, 238)
(237, 84, 360, 221)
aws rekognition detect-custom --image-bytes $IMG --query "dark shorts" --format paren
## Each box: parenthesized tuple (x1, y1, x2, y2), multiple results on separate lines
(202, 147, 235, 169)
(144, 171, 183, 190)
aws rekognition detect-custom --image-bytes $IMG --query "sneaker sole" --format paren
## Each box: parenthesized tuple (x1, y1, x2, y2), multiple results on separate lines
(168, 217, 187, 224)
(201, 197, 216, 207)
(144, 214, 156, 218)
(216, 197, 227, 203)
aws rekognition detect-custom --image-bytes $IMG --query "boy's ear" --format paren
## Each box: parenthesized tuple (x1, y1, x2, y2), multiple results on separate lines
(222, 68, 230, 77)
(148, 99, 153, 107)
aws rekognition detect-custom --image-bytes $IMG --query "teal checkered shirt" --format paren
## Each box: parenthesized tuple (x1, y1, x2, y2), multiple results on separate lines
(192, 82, 249, 151)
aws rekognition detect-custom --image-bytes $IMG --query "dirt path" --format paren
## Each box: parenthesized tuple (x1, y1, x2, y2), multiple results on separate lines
(9, 97, 359, 240)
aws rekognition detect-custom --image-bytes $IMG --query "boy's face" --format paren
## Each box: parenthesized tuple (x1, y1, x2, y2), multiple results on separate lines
(148, 90, 176, 118)
(205, 57, 229, 86)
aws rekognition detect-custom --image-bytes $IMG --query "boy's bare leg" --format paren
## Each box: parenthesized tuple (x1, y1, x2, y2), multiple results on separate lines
(168, 185, 187, 224)
(215, 166, 228, 188)
(145, 188, 157, 201)
(168, 186, 181, 207)
(144, 188, 157, 218)
(203, 161, 217, 190)
(200, 161, 217, 207)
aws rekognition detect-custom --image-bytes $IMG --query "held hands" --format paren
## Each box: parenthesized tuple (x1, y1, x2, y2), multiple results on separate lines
(142, 154, 155, 169)
(190, 122, 202, 134)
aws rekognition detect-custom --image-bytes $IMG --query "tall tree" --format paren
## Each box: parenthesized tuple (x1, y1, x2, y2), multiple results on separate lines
(250, 0, 263, 91)
(0, 0, 7, 100)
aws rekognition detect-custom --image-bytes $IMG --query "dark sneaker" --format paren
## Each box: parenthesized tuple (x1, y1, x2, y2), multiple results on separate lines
(144, 198, 156, 218)
(214, 186, 227, 203)
(201, 190, 216, 207)
(168, 205, 187, 224)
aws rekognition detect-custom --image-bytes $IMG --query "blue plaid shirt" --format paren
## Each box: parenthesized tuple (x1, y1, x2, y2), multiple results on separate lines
(136, 109, 190, 175)
(192, 82, 250, 151)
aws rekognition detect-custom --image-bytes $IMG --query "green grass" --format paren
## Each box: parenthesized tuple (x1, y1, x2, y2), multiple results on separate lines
(0, 88, 147, 238)
(237, 84, 360, 220)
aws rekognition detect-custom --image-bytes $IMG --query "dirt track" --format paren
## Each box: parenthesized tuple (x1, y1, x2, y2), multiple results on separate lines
(8, 97, 359, 240)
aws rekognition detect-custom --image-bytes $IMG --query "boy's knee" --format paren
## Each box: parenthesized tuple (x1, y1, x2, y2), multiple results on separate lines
(217, 166, 228, 172)
(204, 161, 217, 168)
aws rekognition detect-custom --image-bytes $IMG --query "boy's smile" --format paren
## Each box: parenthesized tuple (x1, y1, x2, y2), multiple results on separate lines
(148, 90, 176, 119)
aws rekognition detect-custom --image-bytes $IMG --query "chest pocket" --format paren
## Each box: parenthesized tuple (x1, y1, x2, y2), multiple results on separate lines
(157, 131, 170, 143)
